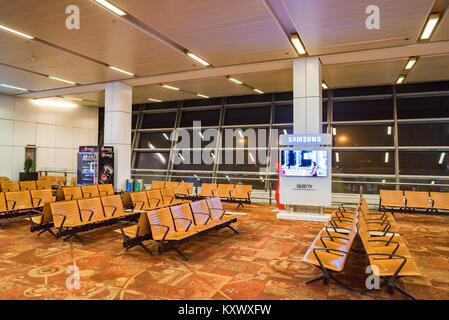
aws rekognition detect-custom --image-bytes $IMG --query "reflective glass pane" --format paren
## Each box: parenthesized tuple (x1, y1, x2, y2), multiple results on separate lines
(135, 152, 169, 170)
(333, 151, 395, 174)
(179, 109, 220, 127)
(398, 123, 449, 146)
(399, 151, 449, 176)
(138, 131, 173, 149)
(141, 112, 176, 129)
(397, 96, 449, 119)
(333, 125, 394, 146)
(224, 106, 271, 125)
(333, 99, 393, 121)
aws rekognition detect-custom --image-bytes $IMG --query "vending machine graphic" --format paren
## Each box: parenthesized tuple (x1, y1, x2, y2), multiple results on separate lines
(77, 146, 114, 186)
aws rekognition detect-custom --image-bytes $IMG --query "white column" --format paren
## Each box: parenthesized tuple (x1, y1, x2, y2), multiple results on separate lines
(293, 58, 322, 134)
(104, 82, 132, 191)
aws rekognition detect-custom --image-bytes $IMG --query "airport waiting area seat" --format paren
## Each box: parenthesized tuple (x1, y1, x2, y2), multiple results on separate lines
(19, 181, 37, 191)
(116, 197, 238, 260)
(0, 190, 46, 220)
(49, 195, 140, 245)
(176, 182, 195, 200)
(302, 201, 359, 291)
(98, 184, 115, 196)
(199, 183, 217, 198)
(430, 192, 449, 213)
(0, 181, 20, 192)
(56, 184, 114, 200)
(150, 180, 165, 190)
(149, 181, 254, 208)
(39, 175, 67, 186)
(380, 189, 449, 214)
(81, 185, 100, 199)
(184, 183, 253, 208)
(28, 189, 56, 237)
(379, 190, 404, 212)
(404, 191, 432, 213)
(217, 184, 235, 200)
(233, 185, 252, 208)
(36, 180, 53, 190)
(303, 196, 422, 299)
(62, 186, 84, 201)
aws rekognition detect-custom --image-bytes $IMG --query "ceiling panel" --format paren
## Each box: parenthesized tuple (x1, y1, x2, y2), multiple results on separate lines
(170, 77, 254, 97)
(133, 84, 198, 104)
(0, 0, 201, 77)
(113, 0, 297, 66)
(0, 32, 123, 84)
(64, 91, 105, 107)
(433, 10, 449, 41)
(323, 59, 407, 88)
(236, 69, 293, 93)
(406, 54, 449, 83)
(282, 0, 434, 55)
(132, 69, 294, 103)
(0, 64, 69, 92)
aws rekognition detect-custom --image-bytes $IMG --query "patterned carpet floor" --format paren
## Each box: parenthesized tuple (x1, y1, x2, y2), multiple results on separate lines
(0, 203, 448, 300)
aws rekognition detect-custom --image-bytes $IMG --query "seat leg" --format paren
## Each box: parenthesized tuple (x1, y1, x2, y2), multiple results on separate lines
(227, 225, 239, 235)
(393, 284, 416, 300)
(138, 242, 153, 256)
(37, 228, 57, 238)
(64, 233, 86, 246)
(305, 275, 323, 285)
(173, 245, 189, 261)
(47, 229, 57, 238)
(63, 234, 73, 242)
(331, 274, 353, 291)
(237, 202, 244, 208)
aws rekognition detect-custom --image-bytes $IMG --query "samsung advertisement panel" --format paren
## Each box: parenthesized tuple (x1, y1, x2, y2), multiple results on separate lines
(280, 149, 328, 177)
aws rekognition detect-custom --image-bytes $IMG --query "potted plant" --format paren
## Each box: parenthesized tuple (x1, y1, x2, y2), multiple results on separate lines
(19, 153, 39, 181)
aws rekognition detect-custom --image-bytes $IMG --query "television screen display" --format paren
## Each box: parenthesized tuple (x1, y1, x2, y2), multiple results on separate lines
(280, 149, 328, 177)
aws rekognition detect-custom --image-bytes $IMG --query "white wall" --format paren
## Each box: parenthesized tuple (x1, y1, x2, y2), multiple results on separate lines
(0, 95, 98, 180)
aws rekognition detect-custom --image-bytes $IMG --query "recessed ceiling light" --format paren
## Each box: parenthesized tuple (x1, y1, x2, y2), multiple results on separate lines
(335, 152, 340, 163)
(161, 84, 180, 91)
(0, 83, 29, 91)
(290, 33, 306, 55)
(48, 76, 76, 85)
(95, 0, 126, 16)
(228, 77, 243, 85)
(64, 97, 83, 101)
(0, 24, 34, 39)
(253, 88, 264, 94)
(384, 152, 389, 163)
(147, 98, 162, 102)
(321, 81, 328, 89)
(396, 75, 406, 84)
(196, 93, 209, 98)
(108, 66, 134, 76)
(186, 51, 210, 66)
(420, 13, 440, 40)
(405, 57, 417, 70)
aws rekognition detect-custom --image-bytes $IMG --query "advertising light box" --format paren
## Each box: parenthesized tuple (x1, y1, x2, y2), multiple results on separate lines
(279, 134, 332, 207)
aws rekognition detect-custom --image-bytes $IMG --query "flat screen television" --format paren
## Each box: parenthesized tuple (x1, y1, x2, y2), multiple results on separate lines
(280, 149, 328, 177)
